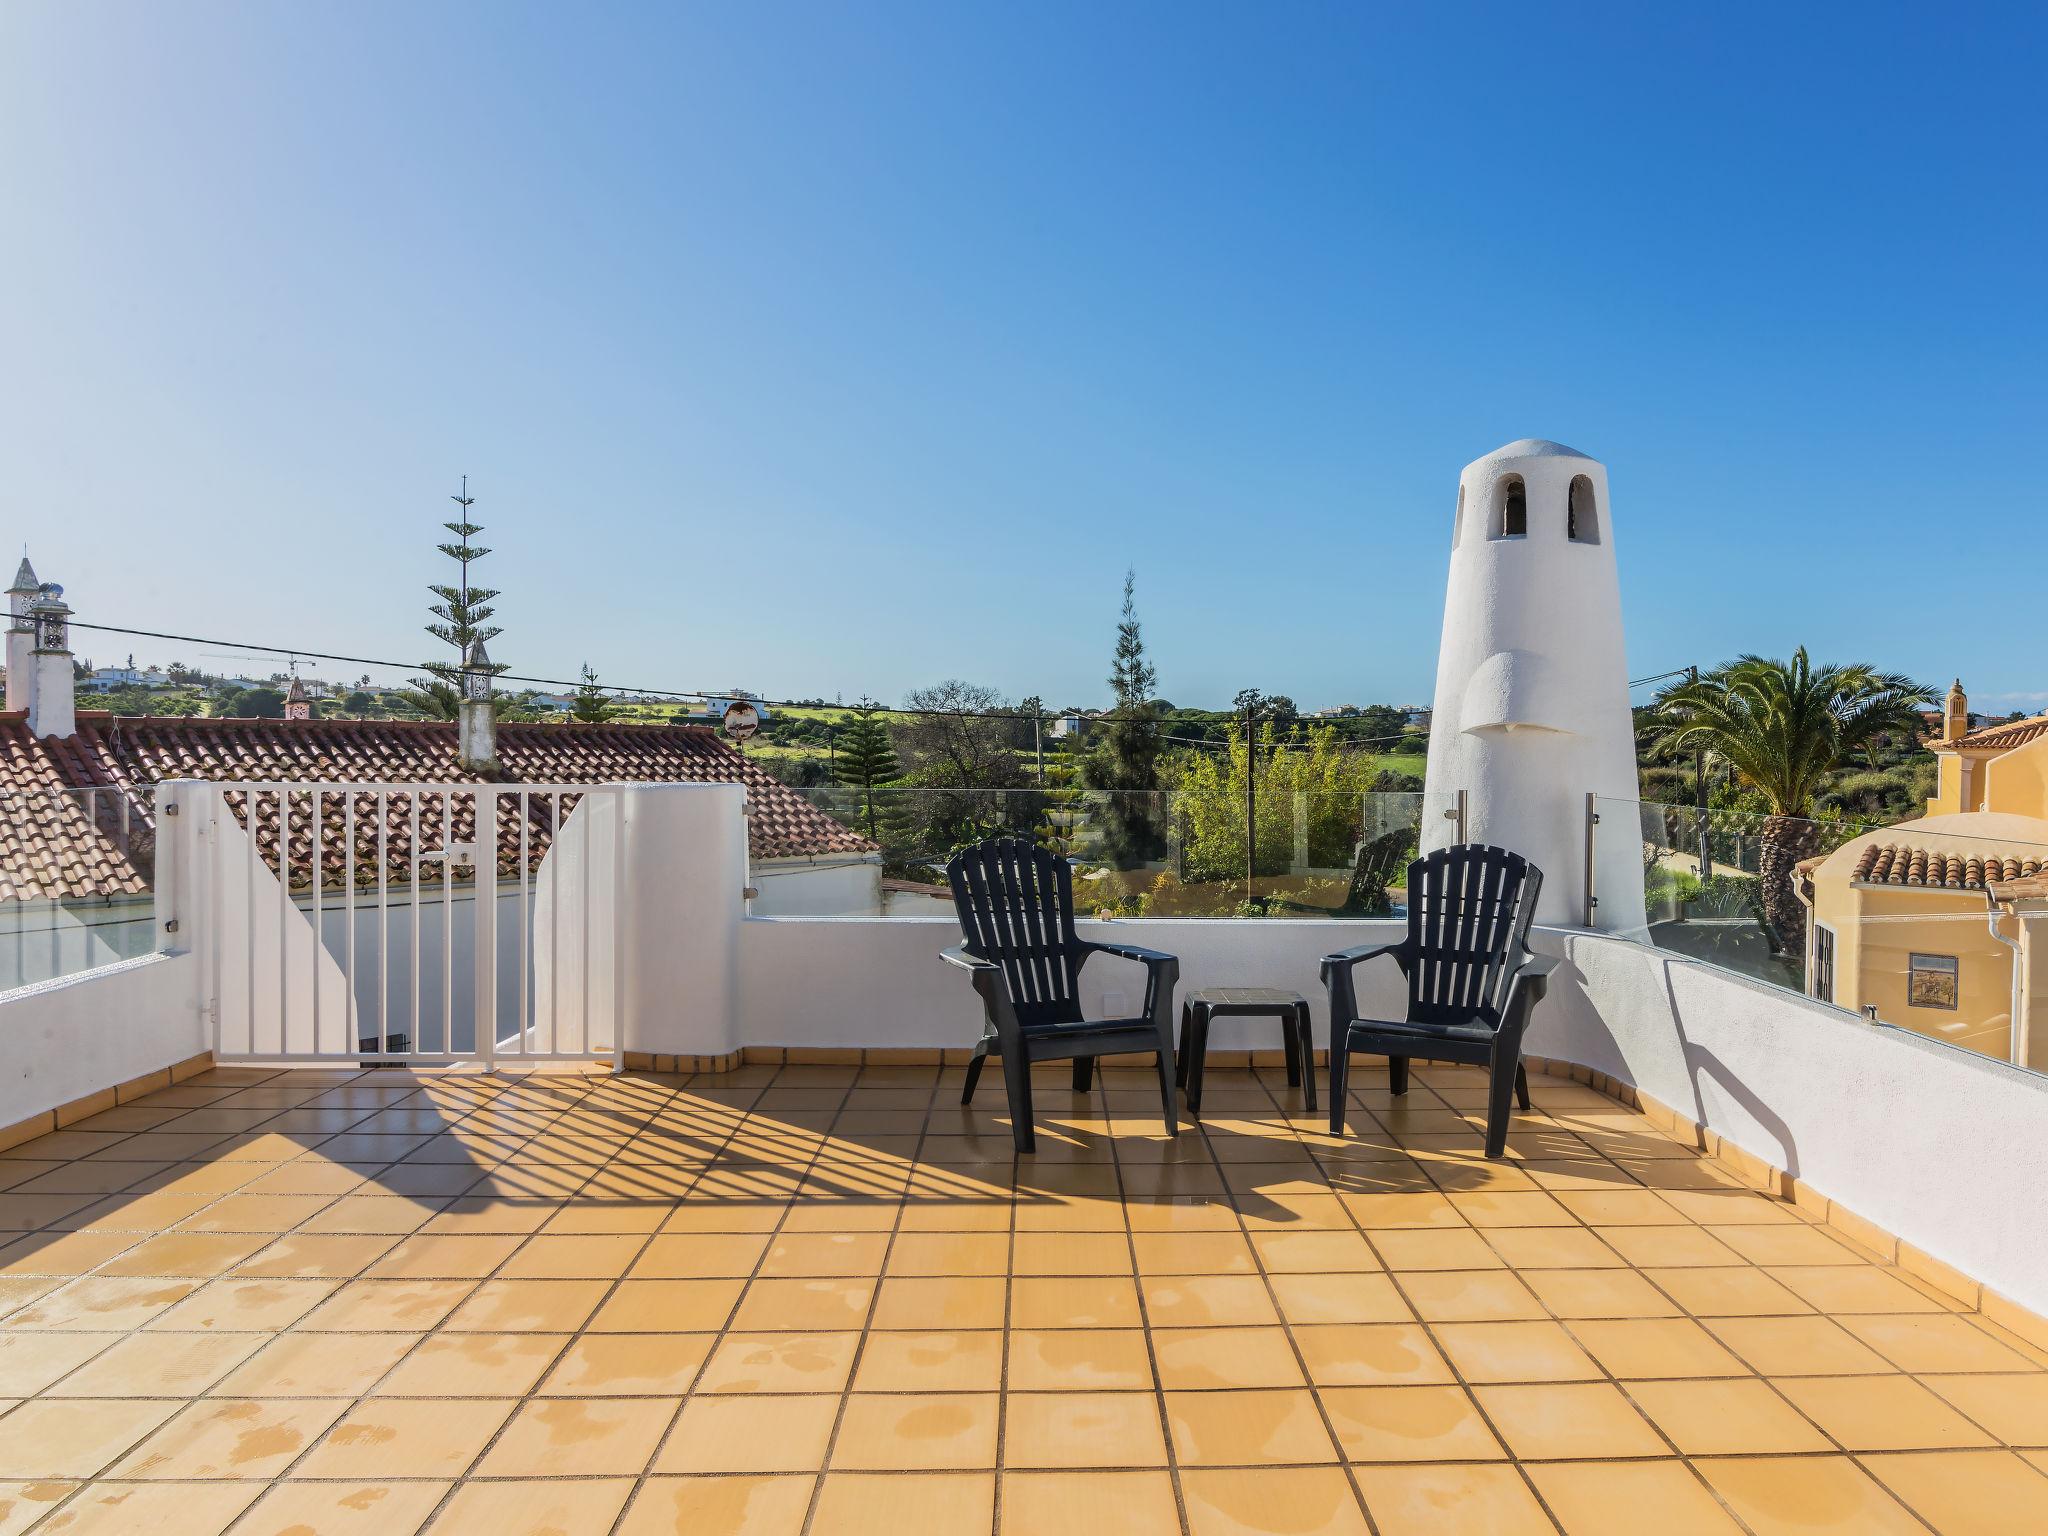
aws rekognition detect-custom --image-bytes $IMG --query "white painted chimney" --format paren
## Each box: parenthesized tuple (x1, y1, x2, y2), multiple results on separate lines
(25, 582, 76, 740)
(1422, 439, 1645, 932)
(6, 556, 39, 713)
(457, 637, 499, 775)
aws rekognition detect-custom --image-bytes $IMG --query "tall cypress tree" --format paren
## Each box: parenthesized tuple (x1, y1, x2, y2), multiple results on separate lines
(1085, 570, 1164, 862)
(833, 702, 905, 846)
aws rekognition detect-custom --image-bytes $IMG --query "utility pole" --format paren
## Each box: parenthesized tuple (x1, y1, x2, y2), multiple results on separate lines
(1034, 706, 1045, 788)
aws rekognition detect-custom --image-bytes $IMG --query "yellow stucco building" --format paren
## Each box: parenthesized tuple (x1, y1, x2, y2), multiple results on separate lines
(1800, 683, 2048, 1068)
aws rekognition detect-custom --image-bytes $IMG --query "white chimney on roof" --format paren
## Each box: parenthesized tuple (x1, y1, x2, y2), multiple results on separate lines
(458, 638, 499, 775)
(25, 581, 75, 740)
(1422, 439, 1644, 932)
(6, 556, 39, 713)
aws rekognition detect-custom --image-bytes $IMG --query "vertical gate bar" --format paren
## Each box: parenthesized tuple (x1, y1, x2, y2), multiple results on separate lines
(476, 788, 498, 1068)
(1583, 791, 1600, 929)
(410, 792, 422, 1060)
(243, 791, 254, 1058)
(519, 789, 532, 1055)
(441, 793, 454, 1058)
(310, 791, 322, 1057)
(344, 790, 357, 1055)
(611, 788, 625, 1059)
(549, 791, 561, 1058)
(577, 790, 591, 1057)
(277, 790, 290, 1057)
(377, 791, 390, 1057)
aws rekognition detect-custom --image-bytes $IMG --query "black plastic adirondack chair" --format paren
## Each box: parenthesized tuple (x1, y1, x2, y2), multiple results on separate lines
(1321, 844, 1557, 1159)
(943, 837, 1180, 1153)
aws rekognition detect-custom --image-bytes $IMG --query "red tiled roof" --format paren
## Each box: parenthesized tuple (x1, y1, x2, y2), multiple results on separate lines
(0, 713, 872, 900)
(1851, 842, 2047, 892)
(1938, 715, 2048, 752)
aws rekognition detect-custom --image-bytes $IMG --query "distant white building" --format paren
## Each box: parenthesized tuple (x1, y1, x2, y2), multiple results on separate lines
(699, 689, 773, 722)
(78, 656, 162, 693)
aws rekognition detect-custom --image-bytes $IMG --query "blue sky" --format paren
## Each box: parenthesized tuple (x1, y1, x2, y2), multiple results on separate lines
(3, 2, 2043, 713)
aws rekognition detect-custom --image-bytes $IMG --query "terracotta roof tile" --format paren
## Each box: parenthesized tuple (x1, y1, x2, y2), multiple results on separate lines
(0, 713, 872, 900)
(1938, 714, 2048, 752)
(1851, 842, 2047, 892)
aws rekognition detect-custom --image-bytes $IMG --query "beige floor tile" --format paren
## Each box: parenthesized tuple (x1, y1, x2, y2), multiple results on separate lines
(657, 1393, 839, 1473)
(537, 1332, 714, 1396)
(1166, 1388, 1337, 1466)
(1293, 1323, 1454, 1387)
(696, 1331, 861, 1394)
(1009, 1276, 1142, 1330)
(616, 1474, 815, 1536)
(1338, 1192, 1462, 1230)
(370, 1331, 567, 1396)
(731, 1276, 875, 1331)
(1524, 1266, 1680, 1319)
(1180, 1465, 1370, 1536)
(1777, 1373, 1996, 1451)
(1627, 1377, 1833, 1456)
(1475, 1381, 1668, 1460)
(20, 1479, 261, 1534)
(1011, 1232, 1132, 1276)
(1694, 1455, 1923, 1535)
(1592, 1225, 1741, 1268)
(0, 1480, 80, 1536)
(866, 1275, 1007, 1330)
(231, 1233, 399, 1279)
(1431, 1320, 1602, 1383)
(629, 1232, 772, 1278)
(1397, 1270, 1546, 1323)
(811, 1482, 995, 1536)
(363, 1233, 525, 1280)
(1269, 1273, 1412, 1326)
(1153, 1326, 1305, 1390)
(496, 1232, 645, 1278)
(1001, 1470, 1178, 1535)
(1322, 1384, 1504, 1462)
(1002, 1391, 1168, 1468)
(1703, 1314, 1894, 1376)
(1842, 1312, 2042, 1374)
(1645, 1266, 1811, 1318)
(1142, 1274, 1281, 1328)
(881, 1232, 1008, 1277)
(854, 1330, 1003, 1392)
(1130, 1232, 1257, 1275)
(1922, 1372, 2048, 1444)
(587, 1277, 744, 1331)
(1248, 1231, 1378, 1274)
(1478, 1226, 1624, 1271)
(293, 1277, 472, 1332)
(232, 1479, 448, 1535)
(0, 1332, 121, 1396)
(1525, 1459, 1743, 1536)
(1859, 1448, 2048, 1534)
(1710, 1223, 1864, 1266)
(1766, 1265, 1949, 1315)
(440, 1277, 608, 1332)
(42, 1331, 261, 1398)
(109, 1398, 348, 1479)
(473, 1395, 678, 1477)
(423, 1477, 634, 1535)
(209, 1324, 407, 1394)
(1444, 1191, 1576, 1227)
(760, 1231, 893, 1277)
(1354, 1462, 1551, 1535)
(832, 1392, 999, 1470)
(1368, 1228, 1503, 1272)
(1007, 1328, 1154, 1391)
(0, 1398, 181, 1478)
(1565, 1317, 1748, 1379)
(94, 1233, 272, 1278)
(4, 1277, 198, 1332)
(294, 1396, 515, 1478)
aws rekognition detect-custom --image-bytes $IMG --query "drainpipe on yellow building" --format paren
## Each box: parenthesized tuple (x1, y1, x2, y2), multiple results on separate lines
(1984, 891, 2023, 1067)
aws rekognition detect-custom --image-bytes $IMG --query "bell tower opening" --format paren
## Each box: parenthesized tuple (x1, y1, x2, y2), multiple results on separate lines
(1567, 475, 1600, 543)
(1494, 475, 1527, 539)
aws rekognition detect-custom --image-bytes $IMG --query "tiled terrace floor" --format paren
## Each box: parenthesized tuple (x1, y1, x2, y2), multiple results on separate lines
(0, 1061, 2044, 1535)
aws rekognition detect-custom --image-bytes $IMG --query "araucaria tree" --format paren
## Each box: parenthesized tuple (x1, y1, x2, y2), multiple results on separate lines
(832, 701, 904, 845)
(571, 664, 615, 724)
(406, 478, 508, 718)
(1085, 570, 1164, 862)
(1656, 649, 1932, 957)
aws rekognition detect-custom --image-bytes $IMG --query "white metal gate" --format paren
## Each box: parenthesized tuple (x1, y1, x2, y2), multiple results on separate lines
(203, 782, 623, 1065)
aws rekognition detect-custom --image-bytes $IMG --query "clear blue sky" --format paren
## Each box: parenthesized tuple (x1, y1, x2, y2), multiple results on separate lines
(3, 2, 2042, 713)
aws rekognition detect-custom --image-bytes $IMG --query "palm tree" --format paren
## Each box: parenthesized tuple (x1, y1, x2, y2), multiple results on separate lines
(1655, 650, 1933, 957)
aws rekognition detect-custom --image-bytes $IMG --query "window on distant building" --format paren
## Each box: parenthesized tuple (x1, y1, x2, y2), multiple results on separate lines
(1908, 952, 1959, 1010)
(1495, 475, 1527, 539)
(1812, 925, 1836, 1004)
(1567, 474, 1600, 543)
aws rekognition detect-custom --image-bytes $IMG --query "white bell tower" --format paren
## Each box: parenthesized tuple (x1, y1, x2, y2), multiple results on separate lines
(1422, 439, 1645, 932)
(6, 556, 38, 713)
